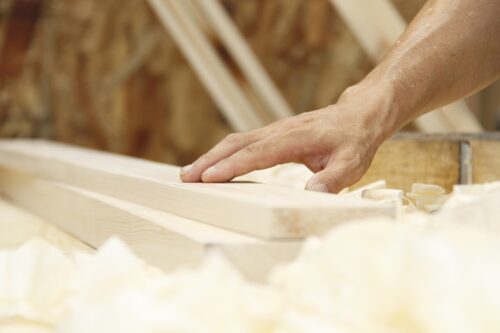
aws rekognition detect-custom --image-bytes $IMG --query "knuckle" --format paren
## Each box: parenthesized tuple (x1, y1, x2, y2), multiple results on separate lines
(342, 149, 364, 168)
(242, 143, 261, 155)
(223, 133, 240, 145)
(196, 152, 210, 162)
(339, 85, 359, 102)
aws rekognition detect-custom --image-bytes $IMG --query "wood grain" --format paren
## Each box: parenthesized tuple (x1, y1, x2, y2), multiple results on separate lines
(354, 133, 500, 193)
(0, 169, 301, 281)
(470, 139, 500, 184)
(354, 135, 461, 193)
(148, 0, 264, 131)
(0, 140, 396, 239)
(194, 0, 294, 120)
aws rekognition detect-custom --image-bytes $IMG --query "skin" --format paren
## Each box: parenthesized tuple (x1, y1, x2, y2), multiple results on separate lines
(180, 0, 500, 193)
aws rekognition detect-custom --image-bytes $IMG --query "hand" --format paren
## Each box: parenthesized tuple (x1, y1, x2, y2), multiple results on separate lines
(180, 86, 396, 193)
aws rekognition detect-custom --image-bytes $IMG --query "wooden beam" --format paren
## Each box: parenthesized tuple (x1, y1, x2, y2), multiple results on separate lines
(0, 169, 301, 281)
(147, 0, 264, 131)
(355, 135, 461, 193)
(469, 137, 500, 184)
(329, 0, 482, 133)
(0, 140, 396, 239)
(193, 0, 294, 120)
(0, 196, 93, 252)
(353, 133, 500, 192)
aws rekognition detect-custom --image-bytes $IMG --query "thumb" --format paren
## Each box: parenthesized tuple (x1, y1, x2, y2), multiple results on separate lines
(305, 164, 351, 194)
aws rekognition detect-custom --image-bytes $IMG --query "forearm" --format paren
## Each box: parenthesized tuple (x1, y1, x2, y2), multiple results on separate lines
(181, 0, 499, 192)
(347, 0, 500, 137)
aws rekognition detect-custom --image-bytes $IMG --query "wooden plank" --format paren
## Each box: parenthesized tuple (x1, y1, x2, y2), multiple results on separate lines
(470, 139, 500, 184)
(0, 197, 93, 252)
(194, 0, 294, 120)
(353, 133, 500, 192)
(353, 134, 461, 193)
(0, 140, 396, 239)
(439, 101, 483, 132)
(147, 0, 264, 131)
(329, 0, 482, 133)
(0, 169, 301, 281)
(329, 0, 405, 61)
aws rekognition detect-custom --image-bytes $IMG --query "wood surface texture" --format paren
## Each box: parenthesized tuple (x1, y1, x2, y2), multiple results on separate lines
(0, 0, 375, 164)
(0, 196, 93, 252)
(0, 169, 301, 281)
(354, 133, 500, 193)
(0, 140, 396, 239)
(470, 139, 500, 184)
(193, 0, 294, 121)
(148, 0, 264, 131)
(2, 0, 496, 167)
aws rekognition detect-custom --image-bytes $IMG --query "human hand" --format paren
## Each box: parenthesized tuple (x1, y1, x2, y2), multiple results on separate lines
(180, 86, 396, 193)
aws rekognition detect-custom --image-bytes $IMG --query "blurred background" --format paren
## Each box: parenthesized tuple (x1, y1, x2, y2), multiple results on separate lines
(0, 0, 499, 167)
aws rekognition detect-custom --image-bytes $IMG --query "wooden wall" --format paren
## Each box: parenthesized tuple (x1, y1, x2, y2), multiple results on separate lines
(0, 0, 497, 166)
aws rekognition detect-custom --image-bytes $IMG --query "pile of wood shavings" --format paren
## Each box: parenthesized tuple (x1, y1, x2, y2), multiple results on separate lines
(1, 182, 500, 333)
(238, 163, 451, 213)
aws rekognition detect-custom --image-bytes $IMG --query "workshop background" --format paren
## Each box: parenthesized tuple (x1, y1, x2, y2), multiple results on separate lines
(0, 0, 499, 166)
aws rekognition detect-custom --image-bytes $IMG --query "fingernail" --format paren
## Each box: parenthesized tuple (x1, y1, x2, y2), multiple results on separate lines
(180, 164, 192, 176)
(307, 183, 329, 193)
(201, 165, 218, 181)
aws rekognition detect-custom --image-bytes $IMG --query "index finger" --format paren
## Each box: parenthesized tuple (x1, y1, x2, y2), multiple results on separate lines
(200, 134, 296, 183)
(180, 130, 261, 182)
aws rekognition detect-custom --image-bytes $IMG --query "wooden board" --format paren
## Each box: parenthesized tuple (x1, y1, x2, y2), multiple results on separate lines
(0, 197, 93, 253)
(0, 169, 300, 281)
(355, 136, 460, 193)
(0, 140, 396, 239)
(193, 0, 294, 120)
(354, 133, 500, 193)
(470, 139, 500, 184)
(147, 0, 264, 131)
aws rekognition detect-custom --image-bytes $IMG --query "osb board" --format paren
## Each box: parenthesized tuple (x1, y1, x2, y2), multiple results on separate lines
(0, 0, 427, 165)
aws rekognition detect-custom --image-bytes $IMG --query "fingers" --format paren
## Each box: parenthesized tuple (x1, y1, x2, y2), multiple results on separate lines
(180, 130, 261, 182)
(200, 135, 294, 182)
(305, 159, 362, 194)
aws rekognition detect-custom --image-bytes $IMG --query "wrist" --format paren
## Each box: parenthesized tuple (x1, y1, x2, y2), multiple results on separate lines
(336, 80, 405, 145)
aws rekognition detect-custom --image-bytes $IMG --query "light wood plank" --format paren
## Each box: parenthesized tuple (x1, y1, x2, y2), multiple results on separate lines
(147, 0, 264, 131)
(0, 140, 396, 239)
(0, 197, 93, 253)
(0, 169, 300, 281)
(329, 0, 482, 133)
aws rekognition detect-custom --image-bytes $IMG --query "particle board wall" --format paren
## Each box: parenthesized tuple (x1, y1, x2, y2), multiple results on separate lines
(0, 0, 429, 165)
(1, 0, 497, 166)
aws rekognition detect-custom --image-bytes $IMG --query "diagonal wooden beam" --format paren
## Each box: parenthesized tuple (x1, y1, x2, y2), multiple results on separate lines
(148, 0, 264, 131)
(329, 0, 483, 133)
(193, 0, 294, 120)
(0, 140, 396, 239)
